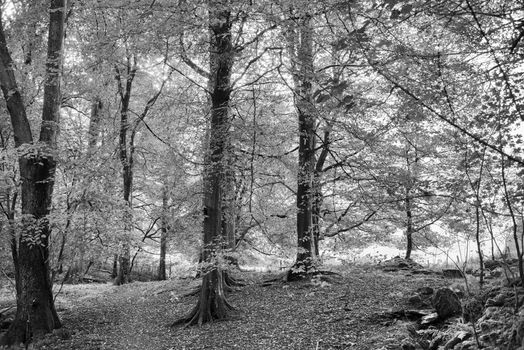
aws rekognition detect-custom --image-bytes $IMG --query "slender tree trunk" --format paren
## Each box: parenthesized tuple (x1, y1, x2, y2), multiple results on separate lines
(158, 185, 169, 281)
(173, 1, 234, 326)
(311, 126, 331, 258)
(501, 154, 524, 285)
(0, 1, 66, 344)
(114, 57, 137, 286)
(111, 254, 118, 279)
(88, 97, 102, 152)
(405, 192, 414, 260)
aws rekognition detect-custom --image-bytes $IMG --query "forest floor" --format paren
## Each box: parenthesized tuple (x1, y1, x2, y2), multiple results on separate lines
(1, 265, 454, 350)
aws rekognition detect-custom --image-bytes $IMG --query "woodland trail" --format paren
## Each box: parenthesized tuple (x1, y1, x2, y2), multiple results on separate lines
(31, 266, 448, 350)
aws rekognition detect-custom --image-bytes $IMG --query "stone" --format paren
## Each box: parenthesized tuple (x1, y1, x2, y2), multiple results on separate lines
(484, 259, 503, 270)
(443, 331, 471, 350)
(428, 334, 445, 350)
(400, 341, 416, 350)
(417, 286, 434, 295)
(432, 288, 462, 319)
(442, 269, 464, 278)
(420, 312, 439, 326)
(408, 294, 422, 305)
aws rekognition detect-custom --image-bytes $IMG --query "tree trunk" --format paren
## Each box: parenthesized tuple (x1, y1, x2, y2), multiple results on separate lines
(405, 192, 414, 260)
(174, 1, 234, 326)
(311, 126, 331, 258)
(114, 57, 137, 286)
(158, 185, 169, 281)
(88, 97, 102, 152)
(0, 0, 66, 345)
(288, 13, 318, 277)
(111, 254, 118, 279)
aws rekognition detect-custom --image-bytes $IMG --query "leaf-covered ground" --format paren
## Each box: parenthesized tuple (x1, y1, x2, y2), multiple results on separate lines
(4, 266, 450, 350)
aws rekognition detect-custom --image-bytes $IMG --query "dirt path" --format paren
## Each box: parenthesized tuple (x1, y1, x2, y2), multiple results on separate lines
(30, 267, 448, 350)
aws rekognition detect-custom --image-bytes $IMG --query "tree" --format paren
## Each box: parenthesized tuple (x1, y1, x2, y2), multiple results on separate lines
(284, 8, 318, 278)
(174, 0, 235, 325)
(158, 183, 169, 280)
(0, 0, 67, 345)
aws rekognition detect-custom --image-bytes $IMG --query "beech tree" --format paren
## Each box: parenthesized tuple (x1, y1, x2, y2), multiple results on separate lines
(174, 0, 236, 325)
(0, 0, 67, 345)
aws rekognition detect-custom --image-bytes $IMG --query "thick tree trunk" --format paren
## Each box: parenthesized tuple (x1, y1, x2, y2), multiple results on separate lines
(116, 242, 131, 285)
(289, 13, 318, 278)
(174, 1, 234, 326)
(1, 158, 62, 346)
(0, 0, 66, 345)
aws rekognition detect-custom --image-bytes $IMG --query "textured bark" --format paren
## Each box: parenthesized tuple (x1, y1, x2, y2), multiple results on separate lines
(114, 57, 137, 286)
(174, 1, 234, 326)
(404, 192, 413, 260)
(311, 128, 331, 258)
(287, 13, 318, 276)
(0, 1, 66, 344)
(87, 97, 102, 151)
(158, 185, 169, 281)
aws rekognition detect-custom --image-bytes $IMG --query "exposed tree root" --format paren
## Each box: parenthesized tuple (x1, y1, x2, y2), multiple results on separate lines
(171, 294, 236, 327)
(224, 272, 245, 288)
(180, 288, 201, 298)
(179, 271, 245, 298)
(171, 268, 237, 327)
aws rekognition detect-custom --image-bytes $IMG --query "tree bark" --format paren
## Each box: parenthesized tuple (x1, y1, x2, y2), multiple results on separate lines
(114, 57, 137, 286)
(158, 185, 169, 281)
(0, 0, 66, 345)
(174, 1, 234, 326)
(87, 96, 102, 152)
(404, 191, 414, 260)
(288, 13, 318, 277)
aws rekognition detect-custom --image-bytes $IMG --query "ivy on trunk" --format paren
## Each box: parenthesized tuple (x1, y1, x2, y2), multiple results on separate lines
(0, 0, 67, 345)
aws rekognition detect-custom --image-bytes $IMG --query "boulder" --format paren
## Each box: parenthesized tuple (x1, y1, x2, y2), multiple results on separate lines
(442, 269, 464, 279)
(380, 256, 424, 271)
(432, 288, 462, 319)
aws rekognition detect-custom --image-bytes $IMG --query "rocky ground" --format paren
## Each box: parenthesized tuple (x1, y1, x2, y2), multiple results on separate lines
(0, 260, 522, 349)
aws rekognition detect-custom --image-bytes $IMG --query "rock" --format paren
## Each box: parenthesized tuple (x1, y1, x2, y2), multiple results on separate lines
(442, 269, 464, 278)
(382, 308, 432, 321)
(443, 331, 471, 350)
(380, 256, 424, 271)
(417, 286, 434, 295)
(484, 259, 504, 270)
(455, 339, 477, 350)
(428, 334, 444, 350)
(400, 341, 416, 350)
(411, 269, 435, 275)
(432, 288, 462, 319)
(408, 294, 422, 305)
(420, 312, 439, 326)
